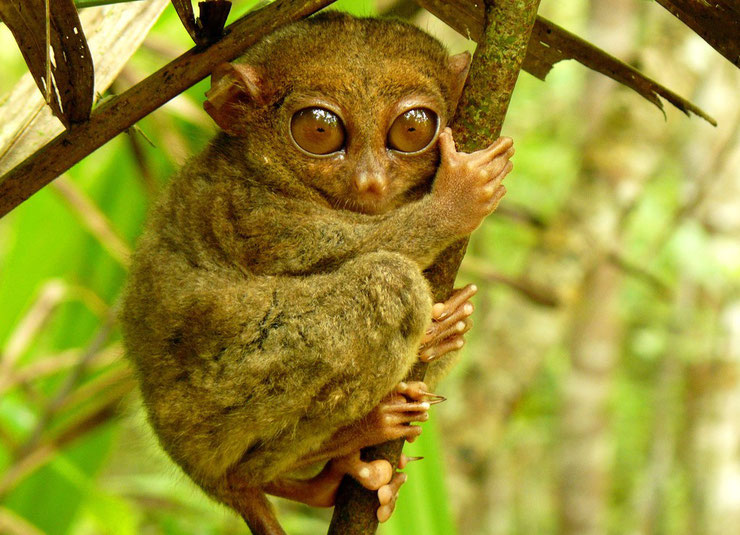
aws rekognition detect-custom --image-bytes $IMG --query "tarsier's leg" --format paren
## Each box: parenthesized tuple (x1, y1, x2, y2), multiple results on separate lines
(197, 252, 432, 533)
(222, 479, 287, 535)
(419, 284, 477, 362)
(218, 383, 429, 535)
(263, 382, 438, 520)
(256, 284, 477, 519)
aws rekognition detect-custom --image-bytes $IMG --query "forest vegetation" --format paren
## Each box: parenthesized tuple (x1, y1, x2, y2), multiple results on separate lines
(0, 0, 738, 534)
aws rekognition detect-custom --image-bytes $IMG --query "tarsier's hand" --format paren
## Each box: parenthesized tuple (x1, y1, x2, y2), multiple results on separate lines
(432, 128, 514, 235)
(419, 284, 477, 362)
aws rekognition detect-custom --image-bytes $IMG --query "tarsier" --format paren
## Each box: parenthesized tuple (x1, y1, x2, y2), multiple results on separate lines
(121, 12, 513, 535)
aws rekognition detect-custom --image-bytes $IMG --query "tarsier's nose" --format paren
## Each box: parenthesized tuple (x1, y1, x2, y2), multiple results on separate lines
(354, 171, 388, 196)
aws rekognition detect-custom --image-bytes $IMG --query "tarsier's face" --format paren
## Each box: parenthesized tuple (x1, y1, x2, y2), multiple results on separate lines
(205, 14, 466, 214)
(280, 79, 448, 215)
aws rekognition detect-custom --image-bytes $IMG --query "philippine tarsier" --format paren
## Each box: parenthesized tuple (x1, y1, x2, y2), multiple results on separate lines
(120, 11, 514, 534)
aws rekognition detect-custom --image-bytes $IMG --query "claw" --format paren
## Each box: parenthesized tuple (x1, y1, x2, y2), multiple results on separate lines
(417, 389, 446, 402)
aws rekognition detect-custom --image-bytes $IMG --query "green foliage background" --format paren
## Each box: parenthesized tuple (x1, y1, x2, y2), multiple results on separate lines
(1, 0, 738, 534)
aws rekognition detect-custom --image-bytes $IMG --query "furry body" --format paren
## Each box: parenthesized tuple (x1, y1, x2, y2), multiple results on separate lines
(121, 13, 467, 507)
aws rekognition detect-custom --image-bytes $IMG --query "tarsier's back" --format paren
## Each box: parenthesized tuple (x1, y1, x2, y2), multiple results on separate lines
(120, 11, 513, 534)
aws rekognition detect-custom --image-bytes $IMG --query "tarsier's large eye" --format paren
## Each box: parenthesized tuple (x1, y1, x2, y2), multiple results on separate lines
(387, 108, 438, 153)
(290, 107, 345, 155)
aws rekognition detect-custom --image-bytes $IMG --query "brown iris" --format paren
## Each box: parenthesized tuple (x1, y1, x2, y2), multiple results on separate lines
(290, 107, 345, 155)
(387, 108, 437, 153)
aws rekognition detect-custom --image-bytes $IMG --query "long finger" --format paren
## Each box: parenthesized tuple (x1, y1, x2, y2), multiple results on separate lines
(397, 381, 446, 403)
(476, 148, 515, 190)
(420, 336, 465, 362)
(485, 184, 507, 213)
(424, 318, 472, 349)
(398, 453, 424, 470)
(396, 381, 429, 400)
(437, 127, 457, 159)
(485, 156, 514, 188)
(429, 299, 474, 332)
(470, 136, 513, 165)
(422, 303, 473, 345)
(381, 401, 432, 418)
(432, 283, 478, 320)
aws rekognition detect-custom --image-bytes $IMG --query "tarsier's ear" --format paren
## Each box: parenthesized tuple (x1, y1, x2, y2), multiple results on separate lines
(448, 51, 472, 111)
(204, 63, 265, 136)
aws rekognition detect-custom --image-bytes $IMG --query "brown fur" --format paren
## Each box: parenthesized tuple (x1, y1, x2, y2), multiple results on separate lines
(120, 12, 468, 524)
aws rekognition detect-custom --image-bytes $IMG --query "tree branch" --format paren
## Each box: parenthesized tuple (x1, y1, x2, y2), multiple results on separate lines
(326, 1, 541, 533)
(416, 0, 715, 125)
(654, 0, 739, 69)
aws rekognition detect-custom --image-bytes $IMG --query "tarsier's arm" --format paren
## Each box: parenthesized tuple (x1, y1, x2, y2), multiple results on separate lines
(237, 130, 514, 276)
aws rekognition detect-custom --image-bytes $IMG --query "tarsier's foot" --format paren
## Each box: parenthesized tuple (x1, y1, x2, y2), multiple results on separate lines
(360, 380, 444, 444)
(264, 452, 392, 508)
(287, 382, 441, 472)
(334, 451, 419, 522)
(264, 384, 437, 519)
(419, 284, 477, 362)
(264, 452, 419, 524)
(331, 450, 393, 491)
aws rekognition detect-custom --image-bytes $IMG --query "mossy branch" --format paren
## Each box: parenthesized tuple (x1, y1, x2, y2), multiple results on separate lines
(326, 1, 542, 533)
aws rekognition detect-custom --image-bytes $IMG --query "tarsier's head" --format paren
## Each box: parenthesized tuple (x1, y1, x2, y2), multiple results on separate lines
(205, 12, 470, 215)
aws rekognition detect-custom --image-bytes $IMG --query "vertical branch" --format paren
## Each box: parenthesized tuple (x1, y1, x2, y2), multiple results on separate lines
(425, 0, 542, 300)
(327, 1, 541, 533)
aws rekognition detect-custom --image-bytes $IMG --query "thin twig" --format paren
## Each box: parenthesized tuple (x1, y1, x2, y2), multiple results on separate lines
(0, 390, 126, 498)
(0, 506, 45, 535)
(51, 174, 132, 266)
(461, 255, 561, 307)
(44, 0, 51, 103)
(607, 251, 673, 300)
(1, 280, 67, 370)
(0, 344, 122, 398)
(14, 305, 119, 459)
(647, 114, 740, 260)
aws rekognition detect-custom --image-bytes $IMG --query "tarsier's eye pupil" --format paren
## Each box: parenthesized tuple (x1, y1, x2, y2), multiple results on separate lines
(290, 107, 345, 155)
(387, 108, 437, 153)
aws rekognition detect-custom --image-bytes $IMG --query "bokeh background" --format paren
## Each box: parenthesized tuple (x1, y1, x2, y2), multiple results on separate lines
(1, 0, 738, 534)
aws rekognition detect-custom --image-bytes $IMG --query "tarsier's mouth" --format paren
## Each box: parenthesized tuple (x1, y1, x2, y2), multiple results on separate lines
(350, 193, 397, 215)
(325, 190, 393, 215)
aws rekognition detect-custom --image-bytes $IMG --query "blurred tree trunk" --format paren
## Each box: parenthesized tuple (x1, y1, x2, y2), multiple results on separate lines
(681, 42, 740, 531)
(557, 1, 639, 533)
(685, 295, 740, 535)
(633, 352, 682, 535)
(559, 265, 620, 535)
